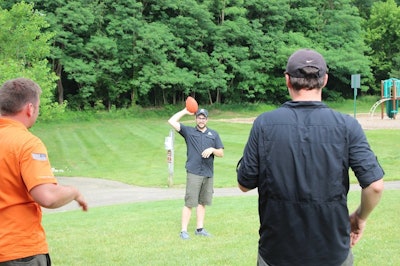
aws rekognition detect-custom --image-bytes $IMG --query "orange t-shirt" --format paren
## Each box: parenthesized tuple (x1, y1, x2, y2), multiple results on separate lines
(0, 118, 57, 262)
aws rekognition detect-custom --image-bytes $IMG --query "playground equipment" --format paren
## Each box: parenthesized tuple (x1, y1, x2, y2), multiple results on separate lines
(369, 78, 400, 119)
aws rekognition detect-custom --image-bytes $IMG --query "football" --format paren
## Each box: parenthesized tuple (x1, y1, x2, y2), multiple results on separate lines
(185, 96, 198, 113)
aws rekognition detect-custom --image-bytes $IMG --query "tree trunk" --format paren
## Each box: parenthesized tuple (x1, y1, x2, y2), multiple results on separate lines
(207, 89, 213, 105)
(55, 62, 64, 104)
(131, 89, 136, 106)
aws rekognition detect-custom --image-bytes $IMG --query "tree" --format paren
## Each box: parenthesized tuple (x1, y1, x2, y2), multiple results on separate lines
(281, 0, 373, 98)
(352, 0, 375, 18)
(320, 0, 373, 96)
(365, 0, 400, 86)
(243, 0, 292, 103)
(132, 21, 193, 106)
(104, 0, 145, 107)
(0, 2, 58, 112)
(31, 0, 145, 110)
(145, 0, 224, 105)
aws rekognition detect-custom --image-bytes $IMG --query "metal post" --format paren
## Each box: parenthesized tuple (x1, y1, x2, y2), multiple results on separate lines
(165, 130, 174, 187)
(392, 80, 397, 119)
(353, 88, 357, 118)
(351, 74, 360, 118)
(381, 80, 384, 119)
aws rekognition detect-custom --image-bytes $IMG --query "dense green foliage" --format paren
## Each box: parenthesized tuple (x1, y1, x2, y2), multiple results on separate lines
(0, 2, 59, 113)
(1, 0, 399, 111)
(365, 0, 400, 85)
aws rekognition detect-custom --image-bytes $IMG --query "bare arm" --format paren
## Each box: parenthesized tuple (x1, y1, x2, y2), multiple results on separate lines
(30, 183, 88, 211)
(168, 108, 192, 131)
(201, 147, 224, 158)
(349, 178, 384, 247)
(213, 148, 224, 157)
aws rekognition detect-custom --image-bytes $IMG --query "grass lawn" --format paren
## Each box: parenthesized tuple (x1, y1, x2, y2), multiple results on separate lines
(43, 190, 400, 266)
(33, 99, 399, 265)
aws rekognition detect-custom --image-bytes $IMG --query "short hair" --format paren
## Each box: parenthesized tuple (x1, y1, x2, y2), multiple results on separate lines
(0, 78, 42, 115)
(285, 49, 327, 91)
(288, 69, 326, 91)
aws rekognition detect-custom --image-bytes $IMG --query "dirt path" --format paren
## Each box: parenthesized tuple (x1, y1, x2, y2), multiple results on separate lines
(43, 177, 259, 213)
(354, 113, 400, 130)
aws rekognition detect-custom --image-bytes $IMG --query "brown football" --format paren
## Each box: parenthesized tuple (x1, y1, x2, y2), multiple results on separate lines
(185, 96, 198, 113)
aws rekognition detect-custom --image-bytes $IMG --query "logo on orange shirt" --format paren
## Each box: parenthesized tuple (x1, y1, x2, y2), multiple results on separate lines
(31, 153, 47, 161)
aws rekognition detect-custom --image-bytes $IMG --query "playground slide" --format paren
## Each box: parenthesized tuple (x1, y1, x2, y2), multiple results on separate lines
(383, 79, 399, 118)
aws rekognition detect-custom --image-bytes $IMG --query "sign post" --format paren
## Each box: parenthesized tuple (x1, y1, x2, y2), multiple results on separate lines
(164, 130, 174, 187)
(351, 74, 361, 118)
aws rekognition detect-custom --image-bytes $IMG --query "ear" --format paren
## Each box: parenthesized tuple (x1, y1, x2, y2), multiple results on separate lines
(26, 103, 35, 117)
(285, 74, 293, 90)
(323, 74, 328, 87)
(285, 74, 295, 98)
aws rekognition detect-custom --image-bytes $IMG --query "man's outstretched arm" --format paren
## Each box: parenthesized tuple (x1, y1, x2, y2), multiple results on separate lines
(168, 108, 192, 131)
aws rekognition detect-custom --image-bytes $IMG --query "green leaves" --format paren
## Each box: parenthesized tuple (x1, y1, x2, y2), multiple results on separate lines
(1, 0, 397, 110)
(0, 2, 57, 112)
(365, 0, 400, 84)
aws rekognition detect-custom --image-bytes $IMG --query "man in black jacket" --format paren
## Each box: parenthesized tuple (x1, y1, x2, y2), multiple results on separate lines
(237, 49, 384, 266)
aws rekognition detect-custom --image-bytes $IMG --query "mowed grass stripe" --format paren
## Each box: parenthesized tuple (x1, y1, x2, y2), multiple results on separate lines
(47, 126, 72, 171)
(68, 127, 105, 176)
(44, 125, 98, 174)
(120, 121, 179, 185)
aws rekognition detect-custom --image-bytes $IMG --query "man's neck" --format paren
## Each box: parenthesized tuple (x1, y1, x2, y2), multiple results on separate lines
(197, 126, 207, 132)
(290, 88, 322, 101)
(0, 114, 30, 128)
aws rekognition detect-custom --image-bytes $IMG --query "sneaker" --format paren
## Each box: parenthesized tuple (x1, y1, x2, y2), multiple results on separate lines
(195, 228, 212, 237)
(180, 231, 190, 240)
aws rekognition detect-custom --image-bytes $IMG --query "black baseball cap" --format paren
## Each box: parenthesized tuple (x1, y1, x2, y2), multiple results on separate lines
(196, 108, 208, 118)
(285, 49, 328, 78)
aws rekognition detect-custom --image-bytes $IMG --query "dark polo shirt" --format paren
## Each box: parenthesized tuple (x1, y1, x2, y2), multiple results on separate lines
(237, 101, 384, 266)
(179, 124, 224, 178)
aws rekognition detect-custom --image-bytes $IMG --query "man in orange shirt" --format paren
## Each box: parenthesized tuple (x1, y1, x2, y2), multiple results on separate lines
(0, 78, 88, 265)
